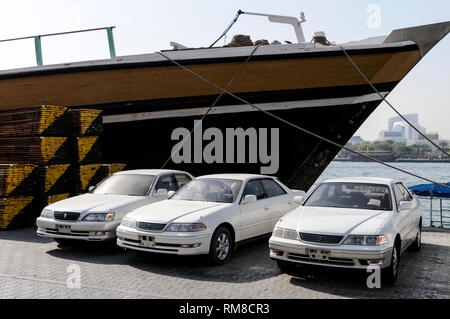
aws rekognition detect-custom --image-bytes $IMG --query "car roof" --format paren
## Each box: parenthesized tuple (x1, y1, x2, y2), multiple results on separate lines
(320, 176, 399, 186)
(114, 169, 191, 176)
(197, 173, 274, 181)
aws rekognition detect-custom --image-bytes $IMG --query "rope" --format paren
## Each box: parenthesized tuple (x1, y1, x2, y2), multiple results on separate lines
(338, 45, 450, 158)
(209, 10, 244, 48)
(156, 51, 450, 189)
(157, 45, 261, 169)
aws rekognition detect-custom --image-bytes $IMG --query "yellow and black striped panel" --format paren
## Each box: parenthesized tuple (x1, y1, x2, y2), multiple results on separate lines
(40, 137, 71, 165)
(0, 196, 34, 229)
(37, 165, 74, 195)
(77, 164, 102, 193)
(0, 164, 37, 196)
(38, 105, 69, 136)
(0, 137, 71, 165)
(73, 136, 102, 164)
(0, 105, 68, 137)
(69, 109, 103, 136)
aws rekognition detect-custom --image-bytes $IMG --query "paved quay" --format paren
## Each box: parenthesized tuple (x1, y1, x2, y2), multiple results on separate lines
(0, 227, 449, 299)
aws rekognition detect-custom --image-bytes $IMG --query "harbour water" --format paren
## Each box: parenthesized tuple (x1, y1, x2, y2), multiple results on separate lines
(312, 161, 450, 227)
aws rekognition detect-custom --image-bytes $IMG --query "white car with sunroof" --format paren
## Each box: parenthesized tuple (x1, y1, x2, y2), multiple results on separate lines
(117, 174, 305, 264)
(269, 177, 422, 282)
(36, 169, 193, 244)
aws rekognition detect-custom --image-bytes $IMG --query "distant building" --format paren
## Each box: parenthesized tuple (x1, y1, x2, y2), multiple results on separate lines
(348, 136, 363, 144)
(419, 132, 439, 140)
(378, 113, 430, 144)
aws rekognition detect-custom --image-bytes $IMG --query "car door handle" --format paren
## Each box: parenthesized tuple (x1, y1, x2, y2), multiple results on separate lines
(264, 206, 270, 211)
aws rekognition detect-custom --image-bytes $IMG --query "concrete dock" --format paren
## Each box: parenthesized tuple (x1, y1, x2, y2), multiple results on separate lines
(0, 227, 448, 298)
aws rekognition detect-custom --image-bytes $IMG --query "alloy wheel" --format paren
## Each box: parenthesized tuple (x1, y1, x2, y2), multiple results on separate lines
(215, 233, 230, 261)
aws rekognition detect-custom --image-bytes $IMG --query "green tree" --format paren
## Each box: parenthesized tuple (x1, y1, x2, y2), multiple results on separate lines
(357, 143, 374, 152)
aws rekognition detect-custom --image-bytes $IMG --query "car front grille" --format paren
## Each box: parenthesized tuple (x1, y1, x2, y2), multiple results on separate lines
(299, 232, 343, 244)
(137, 222, 166, 232)
(54, 211, 80, 221)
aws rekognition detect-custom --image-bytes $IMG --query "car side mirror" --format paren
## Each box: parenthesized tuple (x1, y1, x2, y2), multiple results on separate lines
(241, 194, 257, 204)
(167, 190, 175, 198)
(88, 186, 95, 192)
(293, 196, 305, 205)
(154, 188, 168, 197)
(398, 201, 412, 212)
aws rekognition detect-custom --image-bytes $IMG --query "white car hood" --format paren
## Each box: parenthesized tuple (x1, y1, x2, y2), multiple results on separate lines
(127, 200, 229, 223)
(47, 194, 145, 213)
(281, 206, 392, 235)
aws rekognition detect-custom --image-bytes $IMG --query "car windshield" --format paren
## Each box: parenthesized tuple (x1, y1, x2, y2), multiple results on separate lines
(171, 179, 242, 203)
(92, 174, 155, 196)
(304, 182, 392, 211)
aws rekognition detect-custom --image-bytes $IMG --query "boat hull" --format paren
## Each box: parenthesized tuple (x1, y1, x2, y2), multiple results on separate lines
(102, 95, 383, 190)
(0, 39, 432, 190)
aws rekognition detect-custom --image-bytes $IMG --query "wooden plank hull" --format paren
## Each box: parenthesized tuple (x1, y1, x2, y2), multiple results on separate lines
(0, 41, 426, 190)
(0, 44, 420, 111)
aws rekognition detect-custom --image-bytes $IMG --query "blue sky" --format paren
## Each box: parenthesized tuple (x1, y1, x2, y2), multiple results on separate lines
(0, 0, 449, 140)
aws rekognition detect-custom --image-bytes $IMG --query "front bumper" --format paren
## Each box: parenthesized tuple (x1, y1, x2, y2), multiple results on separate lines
(269, 236, 392, 269)
(116, 225, 212, 255)
(36, 217, 118, 241)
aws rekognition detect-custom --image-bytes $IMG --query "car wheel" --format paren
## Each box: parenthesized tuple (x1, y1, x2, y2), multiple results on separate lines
(208, 227, 232, 265)
(408, 225, 421, 252)
(383, 242, 400, 284)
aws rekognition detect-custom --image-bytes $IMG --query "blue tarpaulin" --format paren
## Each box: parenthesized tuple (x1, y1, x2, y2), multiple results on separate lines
(410, 183, 450, 199)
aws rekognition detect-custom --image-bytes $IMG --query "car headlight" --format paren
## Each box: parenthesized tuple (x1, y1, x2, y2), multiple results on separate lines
(121, 217, 136, 228)
(273, 227, 299, 240)
(40, 208, 54, 218)
(343, 235, 388, 246)
(82, 213, 115, 222)
(166, 223, 207, 232)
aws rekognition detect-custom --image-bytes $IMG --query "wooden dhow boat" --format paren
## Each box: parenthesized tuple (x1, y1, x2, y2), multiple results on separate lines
(0, 14, 449, 190)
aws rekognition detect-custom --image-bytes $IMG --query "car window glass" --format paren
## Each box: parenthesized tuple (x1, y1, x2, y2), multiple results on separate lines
(393, 184, 405, 205)
(399, 184, 413, 201)
(242, 180, 266, 200)
(304, 182, 392, 211)
(261, 179, 286, 198)
(171, 179, 242, 203)
(92, 174, 155, 196)
(155, 174, 177, 191)
(175, 174, 192, 189)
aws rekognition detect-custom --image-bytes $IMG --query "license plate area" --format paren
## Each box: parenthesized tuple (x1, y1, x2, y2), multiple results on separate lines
(139, 235, 155, 247)
(306, 248, 331, 260)
(57, 225, 71, 234)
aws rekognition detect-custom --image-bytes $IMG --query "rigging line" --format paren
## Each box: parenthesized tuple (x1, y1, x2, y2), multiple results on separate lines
(338, 45, 450, 158)
(157, 50, 450, 189)
(209, 10, 244, 48)
(157, 45, 261, 169)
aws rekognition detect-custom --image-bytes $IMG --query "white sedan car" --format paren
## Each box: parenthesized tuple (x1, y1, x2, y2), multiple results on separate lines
(269, 177, 422, 282)
(117, 174, 305, 264)
(36, 169, 193, 244)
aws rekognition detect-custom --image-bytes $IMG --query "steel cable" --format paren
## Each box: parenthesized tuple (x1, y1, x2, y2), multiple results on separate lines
(157, 50, 450, 189)
(158, 45, 261, 169)
(339, 45, 450, 158)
